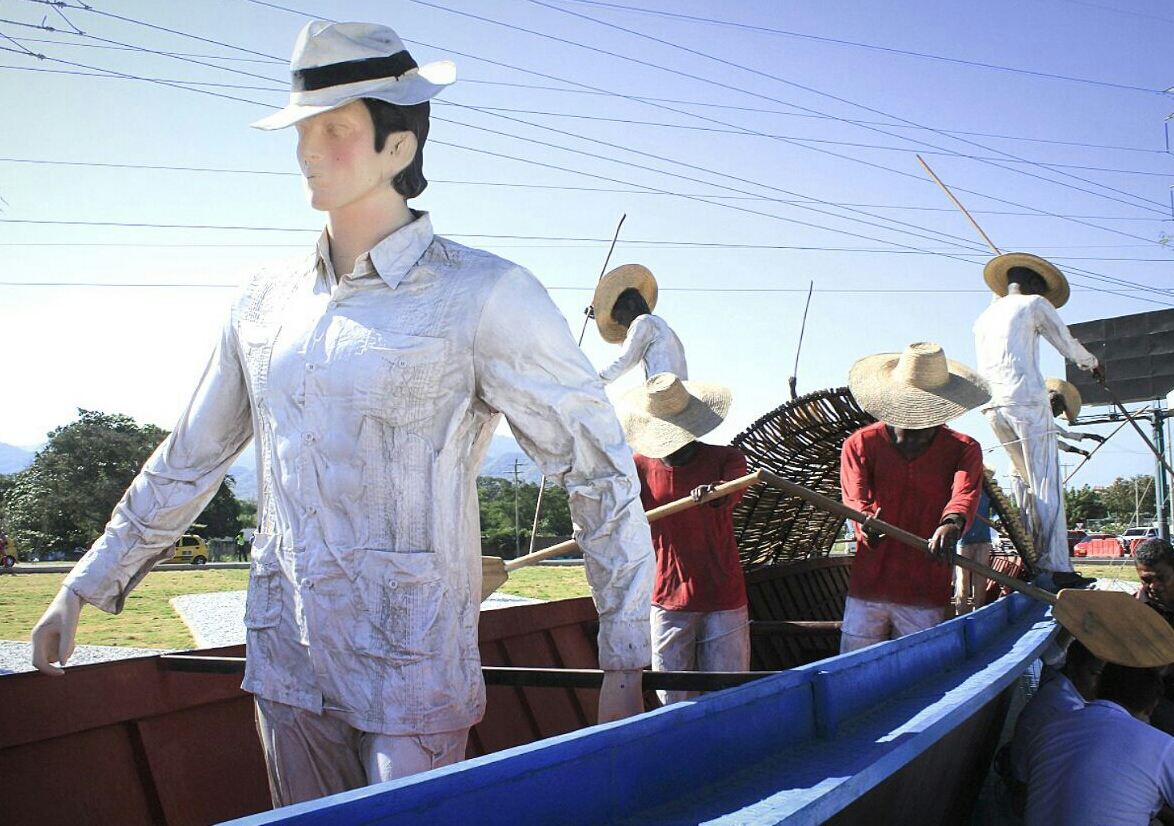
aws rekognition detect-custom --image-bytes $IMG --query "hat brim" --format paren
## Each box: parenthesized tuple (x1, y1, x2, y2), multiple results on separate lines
(983, 252, 1070, 309)
(250, 61, 456, 130)
(848, 354, 990, 429)
(593, 264, 657, 344)
(1045, 377, 1082, 423)
(619, 380, 731, 458)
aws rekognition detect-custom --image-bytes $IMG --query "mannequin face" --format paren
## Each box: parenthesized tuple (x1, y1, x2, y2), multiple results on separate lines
(294, 100, 415, 214)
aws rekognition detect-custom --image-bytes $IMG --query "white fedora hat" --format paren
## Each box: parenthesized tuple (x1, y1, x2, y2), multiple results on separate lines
(848, 342, 990, 429)
(252, 21, 456, 131)
(619, 373, 731, 458)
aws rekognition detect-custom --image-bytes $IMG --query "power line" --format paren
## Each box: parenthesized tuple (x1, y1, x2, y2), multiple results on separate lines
(513, 0, 1170, 215)
(0, 155, 1167, 223)
(548, 0, 1173, 95)
(440, 101, 1174, 179)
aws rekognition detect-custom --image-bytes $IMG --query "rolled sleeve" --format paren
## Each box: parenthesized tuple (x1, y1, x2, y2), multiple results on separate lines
(1034, 300, 1098, 370)
(475, 267, 654, 670)
(599, 316, 652, 384)
(64, 316, 254, 613)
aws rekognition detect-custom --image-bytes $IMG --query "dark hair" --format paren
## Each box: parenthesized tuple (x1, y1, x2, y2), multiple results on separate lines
(1063, 639, 1097, 671)
(1136, 538, 1174, 570)
(361, 98, 430, 199)
(1006, 266, 1046, 293)
(1096, 662, 1163, 715)
(611, 287, 651, 324)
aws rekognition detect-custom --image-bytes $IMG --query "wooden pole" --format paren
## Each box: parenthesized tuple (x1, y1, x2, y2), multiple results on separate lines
(915, 154, 1001, 255)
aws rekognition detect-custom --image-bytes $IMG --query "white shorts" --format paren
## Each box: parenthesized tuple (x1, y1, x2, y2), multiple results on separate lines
(651, 604, 750, 705)
(839, 596, 946, 654)
(255, 697, 469, 807)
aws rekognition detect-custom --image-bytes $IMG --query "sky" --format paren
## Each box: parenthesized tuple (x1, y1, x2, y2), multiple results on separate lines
(1, 0, 1172, 498)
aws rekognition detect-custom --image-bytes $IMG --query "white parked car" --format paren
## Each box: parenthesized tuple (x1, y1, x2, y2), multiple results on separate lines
(1120, 526, 1160, 554)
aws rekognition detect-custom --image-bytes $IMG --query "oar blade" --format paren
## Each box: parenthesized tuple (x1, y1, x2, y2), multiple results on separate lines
(481, 555, 509, 601)
(1053, 589, 1174, 668)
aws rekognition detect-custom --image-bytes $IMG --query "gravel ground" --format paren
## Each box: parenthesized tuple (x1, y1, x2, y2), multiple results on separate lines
(0, 590, 539, 675)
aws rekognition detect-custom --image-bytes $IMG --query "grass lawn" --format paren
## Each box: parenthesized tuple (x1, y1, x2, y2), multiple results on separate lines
(1075, 560, 1139, 584)
(2, 563, 590, 649)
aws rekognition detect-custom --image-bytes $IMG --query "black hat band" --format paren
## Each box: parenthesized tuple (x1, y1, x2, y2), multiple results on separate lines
(293, 51, 419, 92)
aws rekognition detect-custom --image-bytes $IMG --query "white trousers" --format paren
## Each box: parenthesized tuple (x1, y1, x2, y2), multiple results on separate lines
(651, 604, 750, 706)
(254, 697, 469, 808)
(839, 596, 946, 653)
(986, 404, 1072, 574)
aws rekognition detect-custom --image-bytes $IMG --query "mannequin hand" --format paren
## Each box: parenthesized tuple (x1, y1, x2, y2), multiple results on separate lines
(1084, 433, 1106, 443)
(690, 484, 715, 502)
(31, 586, 83, 676)
(585, 304, 596, 319)
(928, 522, 961, 560)
(599, 669, 644, 722)
(1074, 447, 1091, 457)
(1091, 361, 1105, 381)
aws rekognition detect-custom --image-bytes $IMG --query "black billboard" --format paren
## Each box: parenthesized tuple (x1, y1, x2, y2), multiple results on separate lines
(1066, 308, 1174, 406)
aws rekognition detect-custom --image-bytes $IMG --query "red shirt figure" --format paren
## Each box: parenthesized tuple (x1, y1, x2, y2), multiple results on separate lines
(634, 443, 748, 613)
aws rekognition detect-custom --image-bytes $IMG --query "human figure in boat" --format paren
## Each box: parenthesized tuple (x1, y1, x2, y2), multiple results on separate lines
(1024, 662, 1174, 826)
(1006, 638, 1103, 814)
(841, 342, 988, 651)
(1135, 538, 1174, 735)
(972, 253, 1102, 591)
(954, 479, 992, 615)
(1046, 377, 1105, 458)
(616, 372, 749, 704)
(593, 264, 688, 384)
(29, 20, 655, 807)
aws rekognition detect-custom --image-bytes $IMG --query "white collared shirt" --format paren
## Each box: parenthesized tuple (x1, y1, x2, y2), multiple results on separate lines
(599, 313, 688, 383)
(973, 291, 1098, 409)
(1026, 699, 1174, 825)
(65, 213, 654, 735)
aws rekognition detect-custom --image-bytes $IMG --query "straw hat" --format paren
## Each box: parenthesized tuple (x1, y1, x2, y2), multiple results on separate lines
(983, 252, 1070, 309)
(619, 373, 731, 458)
(251, 21, 456, 130)
(848, 342, 990, 429)
(593, 264, 658, 344)
(1045, 377, 1082, 423)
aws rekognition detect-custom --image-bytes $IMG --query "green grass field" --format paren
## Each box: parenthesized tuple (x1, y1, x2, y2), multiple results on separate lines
(1, 564, 591, 649)
(2, 560, 1133, 650)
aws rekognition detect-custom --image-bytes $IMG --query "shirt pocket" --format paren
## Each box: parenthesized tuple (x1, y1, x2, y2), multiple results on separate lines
(243, 533, 283, 630)
(351, 329, 450, 428)
(238, 319, 280, 399)
(354, 550, 445, 665)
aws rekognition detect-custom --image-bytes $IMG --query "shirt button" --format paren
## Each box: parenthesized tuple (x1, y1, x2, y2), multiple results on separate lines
(300, 578, 314, 590)
(305, 363, 315, 372)
(303, 432, 316, 443)
(306, 505, 318, 516)
(397, 359, 407, 367)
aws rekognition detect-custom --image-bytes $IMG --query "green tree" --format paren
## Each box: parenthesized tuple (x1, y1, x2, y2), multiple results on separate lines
(477, 476, 572, 558)
(1064, 484, 1107, 528)
(1100, 475, 1157, 526)
(2, 409, 242, 554)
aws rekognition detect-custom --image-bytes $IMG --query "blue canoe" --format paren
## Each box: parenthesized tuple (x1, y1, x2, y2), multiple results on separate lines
(224, 592, 1054, 826)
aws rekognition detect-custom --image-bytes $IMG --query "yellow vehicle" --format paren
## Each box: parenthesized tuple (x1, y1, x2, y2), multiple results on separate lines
(166, 534, 210, 565)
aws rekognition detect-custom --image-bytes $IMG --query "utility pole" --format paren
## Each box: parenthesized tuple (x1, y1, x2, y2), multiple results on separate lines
(511, 459, 522, 559)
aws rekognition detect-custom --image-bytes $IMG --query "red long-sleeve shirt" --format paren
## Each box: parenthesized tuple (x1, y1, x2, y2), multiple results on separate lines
(634, 444, 748, 612)
(840, 422, 983, 608)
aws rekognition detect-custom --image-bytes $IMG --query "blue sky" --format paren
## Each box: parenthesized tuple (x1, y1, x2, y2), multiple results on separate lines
(1, 0, 1172, 494)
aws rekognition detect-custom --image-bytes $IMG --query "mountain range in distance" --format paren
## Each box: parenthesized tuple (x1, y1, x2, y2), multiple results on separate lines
(0, 434, 542, 502)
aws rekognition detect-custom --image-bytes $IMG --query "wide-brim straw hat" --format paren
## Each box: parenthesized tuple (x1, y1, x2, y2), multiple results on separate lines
(983, 252, 1070, 309)
(848, 342, 990, 429)
(619, 373, 731, 458)
(1045, 377, 1082, 423)
(593, 264, 658, 344)
(251, 21, 456, 130)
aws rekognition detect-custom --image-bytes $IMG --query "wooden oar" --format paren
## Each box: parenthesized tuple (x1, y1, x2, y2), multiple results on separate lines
(755, 468, 1174, 668)
(482, 471, 763, 600)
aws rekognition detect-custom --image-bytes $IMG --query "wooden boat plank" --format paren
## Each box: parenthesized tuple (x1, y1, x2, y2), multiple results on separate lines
(219, 594, 1054, 826)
